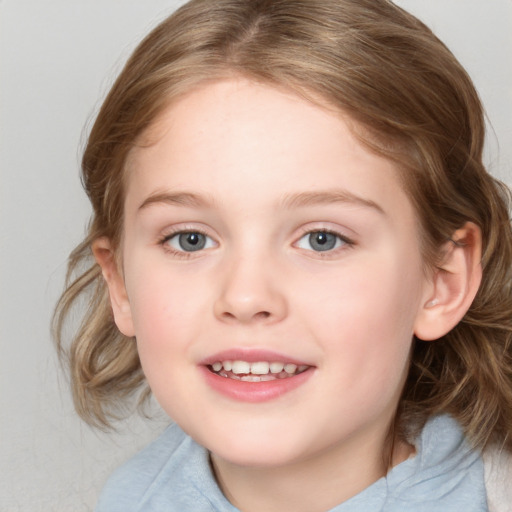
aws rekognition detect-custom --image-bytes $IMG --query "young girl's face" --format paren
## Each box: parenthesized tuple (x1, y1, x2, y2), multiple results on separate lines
(110, 78, 433, 471)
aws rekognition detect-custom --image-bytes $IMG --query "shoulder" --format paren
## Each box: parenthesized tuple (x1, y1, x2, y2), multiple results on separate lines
(95, 423, 188, 512)
(483, 446, 512, 512)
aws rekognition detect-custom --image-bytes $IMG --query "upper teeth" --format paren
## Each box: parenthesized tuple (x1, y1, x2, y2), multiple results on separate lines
(211, 360, 307, 375)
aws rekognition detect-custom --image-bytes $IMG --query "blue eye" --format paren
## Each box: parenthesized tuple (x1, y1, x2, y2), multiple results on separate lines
(165, 231, 215, 252)
(296, 231, 346, 252)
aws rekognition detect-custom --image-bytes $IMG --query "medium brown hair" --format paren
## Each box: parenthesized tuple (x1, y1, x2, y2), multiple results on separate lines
(54, 0, 512, 450)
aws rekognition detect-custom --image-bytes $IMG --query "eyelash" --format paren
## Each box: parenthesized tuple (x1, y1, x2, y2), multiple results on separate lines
(157, 227, 355, 259)
(294, 228, 355, 256)
(158, 228, 215, 259)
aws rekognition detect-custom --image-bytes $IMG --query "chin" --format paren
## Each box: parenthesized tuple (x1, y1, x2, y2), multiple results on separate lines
(194, 422, 307, 468)
(211, 445, 301, 469)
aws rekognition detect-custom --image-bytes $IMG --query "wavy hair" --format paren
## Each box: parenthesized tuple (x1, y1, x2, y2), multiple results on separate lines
(54, 0, 512, 451)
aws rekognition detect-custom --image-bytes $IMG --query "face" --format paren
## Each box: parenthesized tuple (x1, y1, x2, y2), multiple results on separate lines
(109, 78, 432, 471)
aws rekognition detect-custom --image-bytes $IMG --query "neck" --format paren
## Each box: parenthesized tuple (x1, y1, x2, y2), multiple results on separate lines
(210, 430, 414, 512)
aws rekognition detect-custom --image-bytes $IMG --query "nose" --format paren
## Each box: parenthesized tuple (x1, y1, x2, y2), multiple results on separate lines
(213, 253, 288, 325)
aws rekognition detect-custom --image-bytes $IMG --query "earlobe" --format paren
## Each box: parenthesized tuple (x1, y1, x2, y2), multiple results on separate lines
(92, 237, 135, 337)
(414, 222, 482, 341)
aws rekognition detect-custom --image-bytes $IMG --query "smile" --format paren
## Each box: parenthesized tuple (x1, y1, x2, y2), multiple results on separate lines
(208, 360, 310, 382)
(200, 351, 314, 402)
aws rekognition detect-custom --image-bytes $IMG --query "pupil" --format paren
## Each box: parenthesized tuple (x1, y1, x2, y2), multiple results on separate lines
(316, 233, 328, 245)
(186, 233, 200, 245)
(179, 232, 206, 251)
(309, 232, 336, 251)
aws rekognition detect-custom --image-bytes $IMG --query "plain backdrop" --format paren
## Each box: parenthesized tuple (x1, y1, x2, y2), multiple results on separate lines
(1, 1, 511, 510)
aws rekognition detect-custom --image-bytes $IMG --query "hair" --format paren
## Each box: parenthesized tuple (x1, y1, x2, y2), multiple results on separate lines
(54, 0, 512, 452)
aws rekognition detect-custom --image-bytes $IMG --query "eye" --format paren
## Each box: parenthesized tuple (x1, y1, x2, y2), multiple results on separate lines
(296, 231, 348, 252)
(164, 231, 215, 252)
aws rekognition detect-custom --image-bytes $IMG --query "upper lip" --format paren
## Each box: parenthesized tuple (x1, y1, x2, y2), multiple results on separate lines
(200, 349, 312, 367)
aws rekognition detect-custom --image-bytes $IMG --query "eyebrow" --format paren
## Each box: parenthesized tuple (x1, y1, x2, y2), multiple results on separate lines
(280, 190, 385, 215)
(138, 189, 385, 215)
(138, 191, 217, 211)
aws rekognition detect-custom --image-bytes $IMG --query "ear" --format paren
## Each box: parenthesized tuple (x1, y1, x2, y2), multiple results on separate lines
(414, 222, 482, 341)
(92, 237, 135, 337)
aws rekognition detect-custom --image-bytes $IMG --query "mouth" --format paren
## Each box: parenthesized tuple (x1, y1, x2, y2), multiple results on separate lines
(200, 351, 314, 402)
(207, 360, 310, 382)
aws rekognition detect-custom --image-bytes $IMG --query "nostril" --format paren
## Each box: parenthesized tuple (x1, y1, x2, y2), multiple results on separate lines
(219, 309, 272, 323)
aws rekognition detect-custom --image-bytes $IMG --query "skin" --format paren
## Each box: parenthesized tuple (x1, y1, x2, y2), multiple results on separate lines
(95, 78, 482, 512)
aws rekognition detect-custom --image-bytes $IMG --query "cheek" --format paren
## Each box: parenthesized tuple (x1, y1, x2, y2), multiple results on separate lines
(308, 254, 421, 331)
(124, 262, 206, 355)
(125, 270, 204, 412)
(304, 254, 422, 383)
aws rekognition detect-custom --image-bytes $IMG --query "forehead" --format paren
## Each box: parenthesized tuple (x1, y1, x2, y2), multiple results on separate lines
(124, 78, 414, 224)
(131, 78, 352, 165)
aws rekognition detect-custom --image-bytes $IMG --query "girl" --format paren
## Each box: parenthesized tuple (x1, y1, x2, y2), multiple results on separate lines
(54, 0, 512, 510)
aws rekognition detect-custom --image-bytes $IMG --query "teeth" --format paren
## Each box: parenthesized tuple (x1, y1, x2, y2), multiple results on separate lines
(211, 360, 308, 376)
(250, 361, 270, 375)
(232, 361, 251, 374)
(284, 363, 297, 374)
(269, 362, 284, 373)
(241, 374, 276, 382)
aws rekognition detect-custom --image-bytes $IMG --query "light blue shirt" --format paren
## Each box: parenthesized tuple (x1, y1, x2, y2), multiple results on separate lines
(95, 415, 488, 511)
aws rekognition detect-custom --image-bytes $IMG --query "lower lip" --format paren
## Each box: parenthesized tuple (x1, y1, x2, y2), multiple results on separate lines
(199, 366, 313, 402)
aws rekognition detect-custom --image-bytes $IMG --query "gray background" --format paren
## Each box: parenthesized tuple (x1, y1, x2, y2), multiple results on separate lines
(1, 1, 511, 510)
